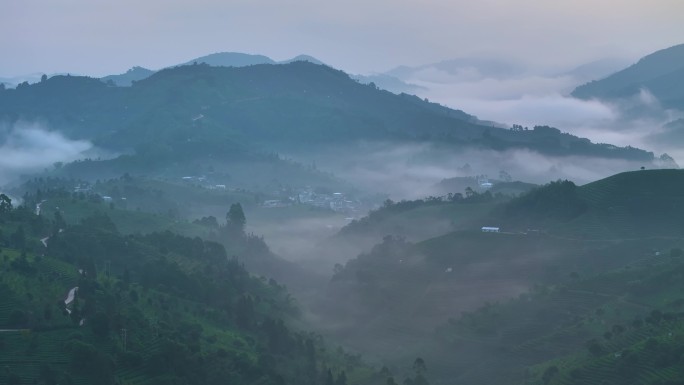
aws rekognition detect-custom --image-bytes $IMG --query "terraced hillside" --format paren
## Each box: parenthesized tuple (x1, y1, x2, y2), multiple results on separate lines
(315, 170, 684, 384)
(427, 250, 684, 385)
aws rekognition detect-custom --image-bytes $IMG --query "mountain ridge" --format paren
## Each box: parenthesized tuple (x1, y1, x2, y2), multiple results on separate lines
(571, 43, 684, 109)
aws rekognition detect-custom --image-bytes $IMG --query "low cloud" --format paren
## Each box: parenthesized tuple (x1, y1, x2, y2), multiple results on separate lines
(304, 142, 649, 203)
(397, 64, 684, 165)
(0, 122, 93, 186)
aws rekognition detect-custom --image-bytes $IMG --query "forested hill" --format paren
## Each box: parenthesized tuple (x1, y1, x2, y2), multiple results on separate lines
(318, 169, 684, 385)
(500, 169, 684, 238)
(0, 62, 654, 162)
(0, 192, 394, 385)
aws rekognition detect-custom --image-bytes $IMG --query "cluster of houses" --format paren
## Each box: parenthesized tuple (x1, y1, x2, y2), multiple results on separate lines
(263, 188, 361, 214)
(181, 176, 226, 190)
(178, 176, 363, 214)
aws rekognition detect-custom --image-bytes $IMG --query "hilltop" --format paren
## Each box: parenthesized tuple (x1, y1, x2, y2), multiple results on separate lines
(99, 52, 327, 86)
(501, 169, 684, 239)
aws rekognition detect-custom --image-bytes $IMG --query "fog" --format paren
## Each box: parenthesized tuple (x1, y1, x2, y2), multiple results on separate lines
(0, 122, 93, 185)
(388, 60, 684, 166)
(297, 142, 651, 203)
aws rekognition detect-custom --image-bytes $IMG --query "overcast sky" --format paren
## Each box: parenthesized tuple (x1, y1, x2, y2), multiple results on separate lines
(2, 0, 684, 77)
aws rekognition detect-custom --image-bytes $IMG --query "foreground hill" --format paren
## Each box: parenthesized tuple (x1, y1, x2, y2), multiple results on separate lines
(572, 43, 684, 110)
(315, 170, 684, 384)
(0, 190, 397, 385)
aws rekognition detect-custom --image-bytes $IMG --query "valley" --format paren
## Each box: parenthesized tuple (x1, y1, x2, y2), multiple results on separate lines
(2, 39, 684, 385)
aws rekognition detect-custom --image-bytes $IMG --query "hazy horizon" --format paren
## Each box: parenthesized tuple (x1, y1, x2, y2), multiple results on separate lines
(3, 0, 684, 78)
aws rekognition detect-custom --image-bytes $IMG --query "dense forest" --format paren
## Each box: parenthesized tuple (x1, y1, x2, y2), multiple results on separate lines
(0, 190, 406, 385)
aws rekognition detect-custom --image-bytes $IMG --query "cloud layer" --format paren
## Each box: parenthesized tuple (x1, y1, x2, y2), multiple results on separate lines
(393, 60, 684, 166)
(0, 123, 93, 186)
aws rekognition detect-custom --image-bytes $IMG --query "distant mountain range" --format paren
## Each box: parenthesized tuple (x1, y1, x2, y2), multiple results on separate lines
(100, 66, 155, 86)
(387, 57, 526, 81)
(99, 52, 327, 87)
(378, 56, 628, 90)
(100, 52, 422, 95)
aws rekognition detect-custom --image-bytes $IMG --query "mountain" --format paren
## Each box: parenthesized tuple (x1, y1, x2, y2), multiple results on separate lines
(0, 73, 49, 88)
(0, 62, 655, 163)
(100, 66, 155, 86)
(97, 53, 327, 87)
(182, 52, 326, 67)
(352, 73, 426, 94)
(558, 57, 630, 84)
(386, 57, 525, 81)
(181, 52, 277, 67)
(571, 44, 684, 110)
(280, 54, 326, 65)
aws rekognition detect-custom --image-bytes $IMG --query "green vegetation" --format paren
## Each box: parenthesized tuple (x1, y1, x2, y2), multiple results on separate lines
(339, 192, 503, 242)
(500, 170, 684, 239)
(0, 190, 389, 385)
(316, 169, 684, 384)
(0, 62, 655, 168)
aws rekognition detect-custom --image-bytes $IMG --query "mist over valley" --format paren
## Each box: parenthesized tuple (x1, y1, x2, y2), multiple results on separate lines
(3, 8, 684, 384)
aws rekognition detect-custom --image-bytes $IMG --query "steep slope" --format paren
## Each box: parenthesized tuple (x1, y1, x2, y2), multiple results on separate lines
(572, 43, 684, 109)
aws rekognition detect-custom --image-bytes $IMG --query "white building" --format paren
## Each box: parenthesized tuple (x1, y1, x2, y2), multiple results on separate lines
(481, 226, 500, 233)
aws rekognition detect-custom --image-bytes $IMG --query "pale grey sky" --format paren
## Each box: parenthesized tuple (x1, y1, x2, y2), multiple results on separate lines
(2, 0, 684, 77)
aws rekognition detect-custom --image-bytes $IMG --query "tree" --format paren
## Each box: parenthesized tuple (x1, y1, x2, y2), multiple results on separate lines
(235, 295, 255, 329)
(43, 303, 53, 322)
(413, 357, 427, 375)
(0, 194, 12, 213)
(465, 187, 475, 198)
(41, 74, 48, 82)
(542, 366, 559, 384)
(53, 210, 66, 234)
(90, 312, 110, 338)
(39, 364, 58, 385)
(586, 338, 604, 356)
(226, 203, 246, 233)
(10, 226, 26, 250)
(335, 371, 347, 385)
(7, 371, 21, 385)
(8, 310, 29, 328)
